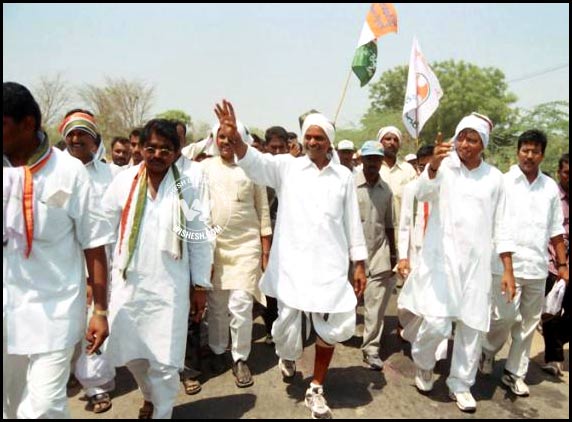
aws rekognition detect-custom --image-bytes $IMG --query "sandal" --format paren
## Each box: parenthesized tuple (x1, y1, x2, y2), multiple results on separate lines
(88, 392, 112, 414)
(182, 377, 202, 395)
(138, 401, 154, 419)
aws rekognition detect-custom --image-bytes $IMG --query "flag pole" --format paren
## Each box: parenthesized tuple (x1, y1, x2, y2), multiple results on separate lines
(334, 68, 353, 125)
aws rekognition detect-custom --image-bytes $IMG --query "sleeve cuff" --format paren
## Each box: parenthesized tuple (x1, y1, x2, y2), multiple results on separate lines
(350, 245, 368, 261)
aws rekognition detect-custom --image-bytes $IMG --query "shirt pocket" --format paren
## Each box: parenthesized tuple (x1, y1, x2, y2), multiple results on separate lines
(35, 191, 72, 241)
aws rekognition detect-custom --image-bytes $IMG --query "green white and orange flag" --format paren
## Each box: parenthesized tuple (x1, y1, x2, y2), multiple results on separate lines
(352, 3, 398, 87)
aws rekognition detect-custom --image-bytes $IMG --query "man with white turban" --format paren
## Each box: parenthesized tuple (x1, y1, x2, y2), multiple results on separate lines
(397, 112, 516, 412)
(376, 126, 417, 274)
(216, 100, 367, 420)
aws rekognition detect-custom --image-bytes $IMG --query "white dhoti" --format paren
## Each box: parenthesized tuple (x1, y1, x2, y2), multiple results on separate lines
(272, 300, 355, 361)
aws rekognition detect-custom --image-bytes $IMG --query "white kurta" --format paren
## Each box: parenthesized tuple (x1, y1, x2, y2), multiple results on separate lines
(397, 153, 514, 332)
(398, 179, 429, 268)
(237, 147, 367, 313)
(101, 162, 212, 369)
(3, 149, 114, 355)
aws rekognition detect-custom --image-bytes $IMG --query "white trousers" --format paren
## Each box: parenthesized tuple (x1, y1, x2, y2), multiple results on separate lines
(126, 358, 180, 419)
(483, 275, 545, 377)
(272, 301, 356, 361)
(362, 273, 396, 356)
(207, 289, 254, 362)
(3, 328, 74, 419)
(411, 316, 481, 393)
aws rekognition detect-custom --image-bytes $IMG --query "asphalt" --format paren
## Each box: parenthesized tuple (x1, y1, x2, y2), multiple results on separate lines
(68, 289, 569, 419)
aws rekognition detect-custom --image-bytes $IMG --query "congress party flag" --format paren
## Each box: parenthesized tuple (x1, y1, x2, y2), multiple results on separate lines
(351, 3, 398, 87)
(402, 37, 443, 138)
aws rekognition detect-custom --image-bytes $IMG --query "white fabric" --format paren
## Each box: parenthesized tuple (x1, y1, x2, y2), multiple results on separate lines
(109, 162, 130, 178)
(397, 155, 514, 332)
(101, 161, 213, 370)
(237, 147, 367, 313)
(376, 126, 402, 143)
(3, 329, 74, 420)
(272, 301, 355, 361)
(543, 279, 566, 315)
(3, 149, 114, 355)
(380, 158, 417, 247)
(453, 113, 493, 148)
(402, 37, 443, 139)
(181, 138, 209, 160)
(207, 289, 254, 362)
(2, 167, 26, 254)
(405, 153, 417, 162)
(301, 113, 340, 165)
(126, 359, 180, 419)
(492, 165, 565, 279)
(411, 317, 481, 393)
(204, 121, 253, 157)
(483, 276, 545, 378)
(398, 179, 428, 264)
(337, 140, 355, 151)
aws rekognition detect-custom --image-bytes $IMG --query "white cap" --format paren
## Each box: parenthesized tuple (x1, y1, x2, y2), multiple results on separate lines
(337, 140, 355, 151)
(405, 153, 417, 162)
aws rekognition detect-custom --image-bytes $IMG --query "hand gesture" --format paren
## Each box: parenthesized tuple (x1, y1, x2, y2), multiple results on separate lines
(430, 132, 452, 172)
(214, 100, 239, 144)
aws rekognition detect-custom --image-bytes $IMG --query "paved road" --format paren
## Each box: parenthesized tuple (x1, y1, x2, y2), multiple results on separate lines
(69, 289, 569, 419)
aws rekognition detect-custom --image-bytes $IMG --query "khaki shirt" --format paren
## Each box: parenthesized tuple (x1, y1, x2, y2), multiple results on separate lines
(355, 171, 394, 276)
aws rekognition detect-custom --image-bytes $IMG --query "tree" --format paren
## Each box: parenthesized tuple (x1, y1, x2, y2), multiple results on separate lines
(79, 77, 154, 144)
(156, 109, 192, 128)
(363, 60, 517, 144)
(33, 73, 71, 128)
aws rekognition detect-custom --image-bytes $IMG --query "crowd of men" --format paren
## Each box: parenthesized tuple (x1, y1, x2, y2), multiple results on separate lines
(3, 82, 569, 419)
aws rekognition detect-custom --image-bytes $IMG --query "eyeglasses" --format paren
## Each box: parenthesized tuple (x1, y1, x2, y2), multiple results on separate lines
(143, 146, 174, 157)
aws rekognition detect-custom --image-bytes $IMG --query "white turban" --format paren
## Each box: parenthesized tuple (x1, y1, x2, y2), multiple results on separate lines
(181, 138, 209, 160)
(453, 113, 493, 148)
(204, 121, 253, 157)
(301, 113, 340, 164)
(376, 126, 402, 143)
(301, 113, 336, 147)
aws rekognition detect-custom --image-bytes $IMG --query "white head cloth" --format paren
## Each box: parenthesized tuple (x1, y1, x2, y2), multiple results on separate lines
(204, 121, 253, 157)
(376, 126, 402, 143)
(453, 113, 493, 148)
(301, 113, 340, 165)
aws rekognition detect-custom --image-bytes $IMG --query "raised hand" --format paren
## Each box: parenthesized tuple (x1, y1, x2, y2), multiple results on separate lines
(214, 99, 239, 144)
(429, 131, 452, 173)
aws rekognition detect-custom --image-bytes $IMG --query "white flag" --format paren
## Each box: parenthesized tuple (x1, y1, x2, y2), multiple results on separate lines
(402, 37, 443, 139)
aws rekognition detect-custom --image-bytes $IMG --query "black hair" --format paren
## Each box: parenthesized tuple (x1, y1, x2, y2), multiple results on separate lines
(141, 119, 180, 151)
(517, 129, 547, 154)
(559, 153, 569, 170)
(129, 128, 142, 139)
(111, 136, 130, 149)
(55, 139, 68, 151)
(265, 126, 289, 144)
(3, 82, 42, 131)
(287, 131, 298, 140)
(416, 144, 435, 159)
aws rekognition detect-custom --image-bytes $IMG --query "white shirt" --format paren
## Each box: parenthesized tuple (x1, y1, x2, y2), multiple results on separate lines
(397, 154, 514, 332)
(491, 165, 565, 279)
(101, 162, 212, 369)
(398, 179, 430, 268)
(109, 162, 130, 178)
(3, 149, 114, 354)
(380, 159, 417, 244)
(238, 146, 367, 313)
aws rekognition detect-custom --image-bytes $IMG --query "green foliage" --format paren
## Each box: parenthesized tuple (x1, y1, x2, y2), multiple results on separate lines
(156, 109, 192, 127)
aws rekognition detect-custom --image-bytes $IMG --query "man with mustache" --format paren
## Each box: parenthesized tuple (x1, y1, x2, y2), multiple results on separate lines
(218, 100, 367, 419)
(355, 141, 396, 371)
(480, 130, 568, 397)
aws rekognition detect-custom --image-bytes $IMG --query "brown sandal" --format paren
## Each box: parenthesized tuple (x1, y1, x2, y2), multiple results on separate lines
(88, 392, 112, 414)
(182, 377, 202, 395)
(138, 401, 154, 419)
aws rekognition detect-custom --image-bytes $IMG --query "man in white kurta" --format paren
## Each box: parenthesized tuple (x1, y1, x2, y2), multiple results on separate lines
(102, 119, 212, 419)
(3, 82, 113, 419)
(397, 113, 516, 412)
(481, 129, 567, 397)
(216, 100, 367, 419)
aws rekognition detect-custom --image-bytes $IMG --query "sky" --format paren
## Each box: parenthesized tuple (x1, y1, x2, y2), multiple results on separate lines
(3, 3, 569, 136)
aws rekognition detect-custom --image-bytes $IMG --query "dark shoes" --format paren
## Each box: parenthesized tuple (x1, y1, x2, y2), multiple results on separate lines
(233, 360, 254, 388)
